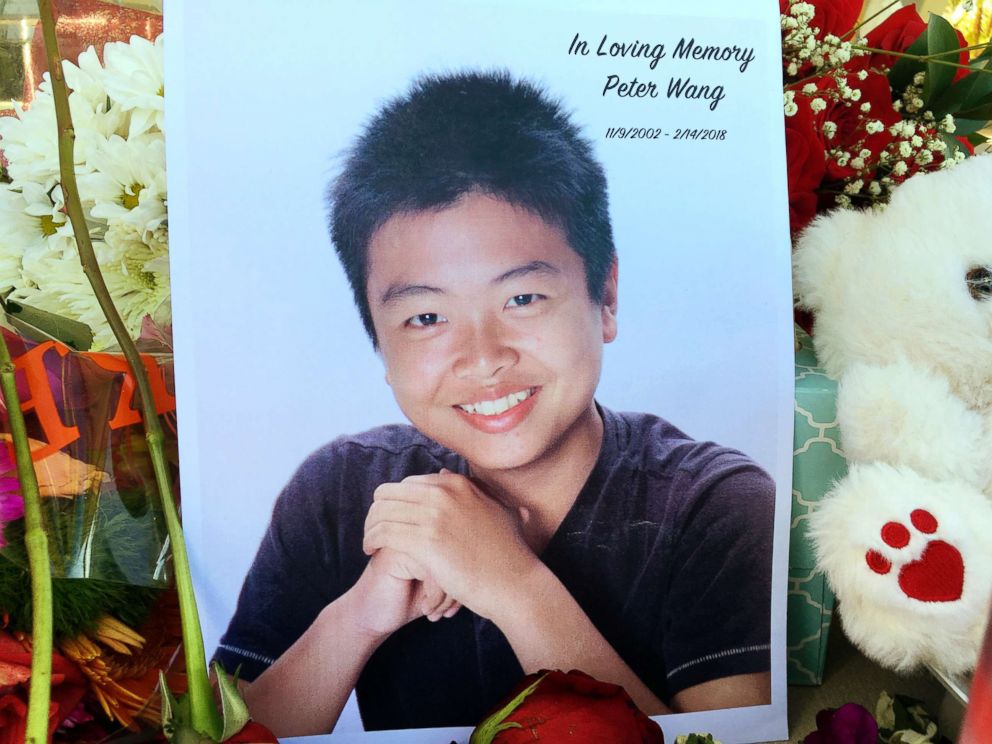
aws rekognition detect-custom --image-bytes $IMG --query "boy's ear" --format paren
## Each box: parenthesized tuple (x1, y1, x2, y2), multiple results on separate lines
(601, 259, 618, 343)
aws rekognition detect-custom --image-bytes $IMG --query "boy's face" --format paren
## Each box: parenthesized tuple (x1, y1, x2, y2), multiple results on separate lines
(366, 192, 617, 473)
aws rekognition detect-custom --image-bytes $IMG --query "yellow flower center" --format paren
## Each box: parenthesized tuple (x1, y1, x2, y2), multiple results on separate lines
(124, 256, 157, 290)
(122, 184, 143, 210)
(39, 214, 59, 236)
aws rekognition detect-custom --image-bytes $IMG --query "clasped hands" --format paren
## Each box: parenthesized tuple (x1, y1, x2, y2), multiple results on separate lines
(355, 469, 538, 637)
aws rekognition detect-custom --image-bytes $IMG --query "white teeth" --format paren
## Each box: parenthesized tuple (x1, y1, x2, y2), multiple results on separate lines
(458, 388, 532, 416)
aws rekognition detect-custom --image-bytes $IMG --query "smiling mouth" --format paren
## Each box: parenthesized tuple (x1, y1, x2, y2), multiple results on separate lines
(456, 387, 536, 416)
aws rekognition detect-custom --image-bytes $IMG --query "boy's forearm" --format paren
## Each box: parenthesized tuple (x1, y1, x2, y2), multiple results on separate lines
(243, 590, 385, 737)
(492, 562, 671, 716)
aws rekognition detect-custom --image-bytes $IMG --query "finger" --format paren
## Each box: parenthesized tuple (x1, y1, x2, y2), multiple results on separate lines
(374, 480, 446, 504)
(376, 548, 428, 582)
(364, 498, 425, 535)
(429, 594, 457, 620)
(363, 520, 426, 558)
(419, 578, 447, 619)
(443, 601, 462, 619)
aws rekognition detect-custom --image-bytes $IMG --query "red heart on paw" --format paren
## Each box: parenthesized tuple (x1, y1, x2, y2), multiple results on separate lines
(898, 540, 964, 602)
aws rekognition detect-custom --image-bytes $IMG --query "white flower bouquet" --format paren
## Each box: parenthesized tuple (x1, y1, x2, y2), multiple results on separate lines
(0, 34, 167, 351)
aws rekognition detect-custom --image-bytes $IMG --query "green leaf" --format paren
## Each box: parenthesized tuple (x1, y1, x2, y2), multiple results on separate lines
(160, 671, 182, 742)
(0, 297, 93, 351)
(941, 132, 963, 159)
(469, 673, 547, 744)
(928, 56, 992, 116)
(889, 32, 928, 95)
(924, 14, 962, 106)
(951, 118, 989, 136)
(968, 131, 989, 146)
(955, 98, 992, 120)
(876, 691, 896, 731)
(214, 661, 252, 742)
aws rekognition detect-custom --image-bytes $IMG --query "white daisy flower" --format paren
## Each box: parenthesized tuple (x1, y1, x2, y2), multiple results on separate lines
(100, 35, 165, 137)
(80, 134, 167, 237)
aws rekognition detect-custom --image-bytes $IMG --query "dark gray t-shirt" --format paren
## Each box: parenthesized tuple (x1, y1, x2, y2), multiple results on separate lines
(215, 405, 775, 730)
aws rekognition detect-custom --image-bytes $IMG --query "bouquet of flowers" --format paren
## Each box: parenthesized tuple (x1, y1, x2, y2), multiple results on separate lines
(0, 29, 186, 742)
(782, 0, 992, 236)
(0, 34, 168, 351)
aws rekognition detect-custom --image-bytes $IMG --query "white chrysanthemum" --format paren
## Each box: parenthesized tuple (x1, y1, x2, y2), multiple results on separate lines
(0, 183, 78, 287)
(11, 231, 170, 351)
(80, 134, 167, 237)
(0, 34, 168, 349)
(100, 35, 165, 137)
(0, 60, 124, 189)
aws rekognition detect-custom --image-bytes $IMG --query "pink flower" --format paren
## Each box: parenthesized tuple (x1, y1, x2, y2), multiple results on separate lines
(0, 442, 23, 549)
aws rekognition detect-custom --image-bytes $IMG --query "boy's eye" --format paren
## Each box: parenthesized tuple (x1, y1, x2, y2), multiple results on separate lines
(406, 313, 447, 328)
(505, 294, 545, 308)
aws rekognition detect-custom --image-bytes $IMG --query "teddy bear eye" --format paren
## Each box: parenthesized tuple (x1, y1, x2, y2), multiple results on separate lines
(967, 267, 992, 301)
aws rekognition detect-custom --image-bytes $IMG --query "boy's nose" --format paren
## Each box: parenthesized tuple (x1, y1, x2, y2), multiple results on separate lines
(452, 320, 518, 380)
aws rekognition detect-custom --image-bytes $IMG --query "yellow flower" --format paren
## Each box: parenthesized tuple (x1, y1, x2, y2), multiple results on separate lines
(59, 595, 184, 729)
(947, 1, 992, 56)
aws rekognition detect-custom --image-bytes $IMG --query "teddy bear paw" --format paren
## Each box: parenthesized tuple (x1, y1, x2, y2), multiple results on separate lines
(864, 509, 963, 603)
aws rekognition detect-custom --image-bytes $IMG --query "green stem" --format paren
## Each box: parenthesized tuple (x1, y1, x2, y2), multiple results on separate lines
(34, 2, 221, 739)
(851, 44, 992, 73)
(0, 334, 52, 744)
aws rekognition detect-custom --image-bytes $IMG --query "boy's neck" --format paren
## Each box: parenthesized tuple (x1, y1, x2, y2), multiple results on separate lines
(469, 401, 604, 551)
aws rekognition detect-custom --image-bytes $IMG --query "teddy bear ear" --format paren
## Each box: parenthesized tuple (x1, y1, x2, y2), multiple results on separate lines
(792, 206, 866, 314)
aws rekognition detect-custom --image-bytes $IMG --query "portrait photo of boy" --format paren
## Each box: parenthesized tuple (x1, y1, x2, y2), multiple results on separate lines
(211, 71, 774, 735)
(167, 2, 792, 741)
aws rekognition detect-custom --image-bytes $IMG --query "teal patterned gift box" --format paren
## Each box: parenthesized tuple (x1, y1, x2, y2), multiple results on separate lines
(789, 327, 846, 685)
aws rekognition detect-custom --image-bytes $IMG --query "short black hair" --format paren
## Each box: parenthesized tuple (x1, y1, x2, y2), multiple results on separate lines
(328, 70, 615, 346)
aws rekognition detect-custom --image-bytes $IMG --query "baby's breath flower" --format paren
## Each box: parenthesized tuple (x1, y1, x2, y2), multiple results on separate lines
(843, 179, 864, 194)
(868, 181, 882, 196)
(810, 98, 827, 113)
(857, 70, 868, 81)
(898, 141, 913, 158)
(892, 161, 909, 176)
(941, 113, 956, 133)
(860, 102, 871, 113)
(850, 157, 865, 170)
(835, 194, 852, 207)
(802, 83, 818, 95)
(822, 121, 838, 139)
(865, 120, 885, 135)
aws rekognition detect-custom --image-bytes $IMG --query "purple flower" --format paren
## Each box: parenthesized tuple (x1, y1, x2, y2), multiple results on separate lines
(803, 703, 878, 744)
(0, 442, 24, 549)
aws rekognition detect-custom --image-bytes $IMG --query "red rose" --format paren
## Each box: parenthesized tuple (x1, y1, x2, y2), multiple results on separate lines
(0, 631, 87, 744)
(785, 101, 828, 234)
(781, 0, 864, 39)
(864, 6, 926, 71)
(864, 6, 969, 79)
(474, 670, 664, 743)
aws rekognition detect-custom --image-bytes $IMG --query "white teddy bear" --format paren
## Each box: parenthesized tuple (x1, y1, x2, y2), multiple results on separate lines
(792, 154, 992, 676)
